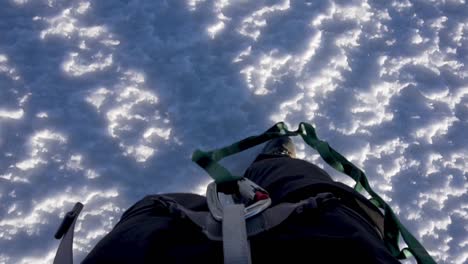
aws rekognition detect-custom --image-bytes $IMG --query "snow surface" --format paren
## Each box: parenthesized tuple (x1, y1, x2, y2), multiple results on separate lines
(0, 0, 467, 263)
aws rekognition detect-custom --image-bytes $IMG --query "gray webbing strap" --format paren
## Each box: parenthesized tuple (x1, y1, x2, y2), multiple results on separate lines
(222, 204, 252, 264)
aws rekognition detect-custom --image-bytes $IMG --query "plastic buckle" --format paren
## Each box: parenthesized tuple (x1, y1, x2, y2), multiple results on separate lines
(207, 178, 271, 221)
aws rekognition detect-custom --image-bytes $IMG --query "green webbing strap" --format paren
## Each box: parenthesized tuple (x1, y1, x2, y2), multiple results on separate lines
(192, 122, 436, 264)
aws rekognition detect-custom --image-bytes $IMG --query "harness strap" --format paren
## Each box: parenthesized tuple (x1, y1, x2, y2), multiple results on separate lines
(222, 204, 252, 264)
(166, 193, 337, 240)
(192, 122, 436, 264)
(165, 193, 337, 264)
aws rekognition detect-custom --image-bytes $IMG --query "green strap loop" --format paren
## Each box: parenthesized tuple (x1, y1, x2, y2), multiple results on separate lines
(192, 122, 436, 264)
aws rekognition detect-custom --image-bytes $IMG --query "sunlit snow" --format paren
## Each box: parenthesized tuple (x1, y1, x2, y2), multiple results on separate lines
(0, 0, 466, 263)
